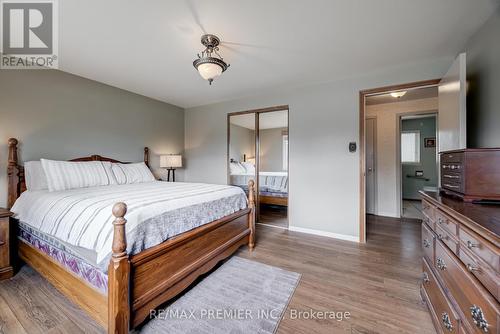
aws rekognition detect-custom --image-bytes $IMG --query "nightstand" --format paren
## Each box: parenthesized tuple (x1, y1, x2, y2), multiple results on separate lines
(0, 208, 13, 280)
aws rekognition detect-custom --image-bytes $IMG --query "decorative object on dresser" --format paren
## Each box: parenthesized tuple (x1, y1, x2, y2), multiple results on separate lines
(0, 208, 14, 280)
(160, 154, 182, 182)
(6, 138, 256, 333)
(420, 190, 500, 334)
(440, 148, 500, 202)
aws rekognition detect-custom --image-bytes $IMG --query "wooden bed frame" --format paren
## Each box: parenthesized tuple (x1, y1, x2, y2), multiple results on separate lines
(259, 195, 288, 207)
(6, 138, 256, 333)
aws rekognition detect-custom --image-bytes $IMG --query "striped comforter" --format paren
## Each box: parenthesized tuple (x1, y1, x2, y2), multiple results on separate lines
(11, 181, 247, 269)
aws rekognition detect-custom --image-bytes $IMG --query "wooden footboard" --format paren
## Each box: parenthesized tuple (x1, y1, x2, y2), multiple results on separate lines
(108, 180, 256, 333)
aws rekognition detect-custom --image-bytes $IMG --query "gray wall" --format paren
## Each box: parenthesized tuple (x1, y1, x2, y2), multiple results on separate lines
(402, 117, 437, 200)
(0, 70, 184, 207)
(229, 123, 254, 162)
(260, 127, 287, 172)
(184, 57, 452, 239)
(465, 8, 500, 148)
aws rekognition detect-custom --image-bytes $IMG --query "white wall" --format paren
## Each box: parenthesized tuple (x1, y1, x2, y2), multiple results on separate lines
(366, 98, 438, 217)
(184, 57, 452, 240)
(260, 127, 287, 172)
(0, 70, 184, 207)
(229, 123, 255, 162)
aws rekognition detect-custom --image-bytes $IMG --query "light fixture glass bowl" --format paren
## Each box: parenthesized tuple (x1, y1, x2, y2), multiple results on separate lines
(197, 63, 223, 81)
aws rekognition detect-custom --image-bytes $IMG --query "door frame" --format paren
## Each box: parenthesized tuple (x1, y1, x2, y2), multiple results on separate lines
(365, 116, 378, 216)
(359, 79, 440, 242)
(227, 105, 290, 223)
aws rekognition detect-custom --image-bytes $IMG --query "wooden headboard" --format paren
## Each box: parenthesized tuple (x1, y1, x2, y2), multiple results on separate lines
(6, 138, 150, 209)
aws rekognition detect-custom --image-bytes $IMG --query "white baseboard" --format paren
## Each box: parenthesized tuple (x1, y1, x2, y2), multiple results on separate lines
(288, 226, 359, 242)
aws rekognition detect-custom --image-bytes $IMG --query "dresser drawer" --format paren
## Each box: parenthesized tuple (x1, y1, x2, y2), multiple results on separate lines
(0, 218, 9, 267)
(442, 172, 462, 184)
(422, 258, 461, 333)
(436, 210, 459, 237)
(422, 200, 436, 230)
(435, 241, 500, 334)
(441, 163, 463, 174)
(459, 227, 500, 273)
(422, 223, 436, 265)
(441, 152, 464, 164)
(436, 224, 459, 255)
(459, 247, 500, 301)
(441, 180, 464, 194)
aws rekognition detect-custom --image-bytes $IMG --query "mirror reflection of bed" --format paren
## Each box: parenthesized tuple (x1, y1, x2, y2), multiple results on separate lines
(228, 108, 289, 229)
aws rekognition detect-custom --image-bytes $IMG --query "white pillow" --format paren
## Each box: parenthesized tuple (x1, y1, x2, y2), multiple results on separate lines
(24, 161, 48, 191)
(241, 162, 255, 175)
(111, 162, 155, 184)
(41, 159, 113, 192)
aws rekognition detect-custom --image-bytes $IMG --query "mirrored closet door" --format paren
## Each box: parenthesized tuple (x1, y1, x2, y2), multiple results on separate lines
(257, 110, 288, 228)
(228, 113, 257, 199)
(228, 106, 289, 229)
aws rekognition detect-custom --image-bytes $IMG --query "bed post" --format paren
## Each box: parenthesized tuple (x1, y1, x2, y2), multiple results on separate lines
(144, 147, 149, 167)
(7, 138, 20, 209)
(108, 202, 130, 334)
(248, 180, 256, 250)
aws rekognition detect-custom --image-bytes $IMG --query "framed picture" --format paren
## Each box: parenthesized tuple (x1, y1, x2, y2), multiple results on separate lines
(424, 137, 436, 148)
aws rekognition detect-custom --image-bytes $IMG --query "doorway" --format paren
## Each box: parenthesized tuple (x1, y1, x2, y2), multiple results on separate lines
(399, 114, 438, 220)
(227, 106, 289, 229)
(360, 80, 440, 242)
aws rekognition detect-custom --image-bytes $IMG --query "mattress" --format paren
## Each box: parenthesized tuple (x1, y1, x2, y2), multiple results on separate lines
(230, 172, 288, 195)
(19, 225, 108, 293)
(12, 181, 248, 271)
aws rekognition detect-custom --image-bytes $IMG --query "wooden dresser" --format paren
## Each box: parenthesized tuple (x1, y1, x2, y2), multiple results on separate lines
(440, 149, 500, 202)
(420, 191, 500, 334)
(0, 208, 13, 280)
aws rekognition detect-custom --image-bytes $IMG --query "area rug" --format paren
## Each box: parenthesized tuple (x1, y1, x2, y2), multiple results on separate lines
(140, 256, 301, 334)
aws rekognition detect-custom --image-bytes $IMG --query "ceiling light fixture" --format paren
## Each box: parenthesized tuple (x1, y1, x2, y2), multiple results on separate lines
(193, 34, 229, 85)
(390, 91, 407, 98)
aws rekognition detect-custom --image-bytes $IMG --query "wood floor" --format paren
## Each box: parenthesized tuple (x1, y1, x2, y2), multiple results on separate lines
(0, 215, 434, 334)
(258, 204, 288, 229)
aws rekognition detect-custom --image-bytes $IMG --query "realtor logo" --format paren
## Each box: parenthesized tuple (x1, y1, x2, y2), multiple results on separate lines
(1, 0, 58, 69)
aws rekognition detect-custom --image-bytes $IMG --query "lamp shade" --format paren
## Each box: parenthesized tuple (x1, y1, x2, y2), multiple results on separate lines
(160, 155, 182, 168)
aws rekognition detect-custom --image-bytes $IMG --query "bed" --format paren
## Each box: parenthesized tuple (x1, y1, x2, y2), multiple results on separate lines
(6, 138, 256, 333)
(230, 171, 288, 207)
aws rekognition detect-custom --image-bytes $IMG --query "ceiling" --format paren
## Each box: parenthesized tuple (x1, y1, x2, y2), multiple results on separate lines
(58, 0, 499, 108)
(230, 110, 288, 130)
(366, 86, 438, 105)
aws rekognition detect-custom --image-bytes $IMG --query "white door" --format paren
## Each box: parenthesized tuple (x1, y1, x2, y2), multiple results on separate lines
(366, 118, 376, 215)
(438, 53, 467, 152)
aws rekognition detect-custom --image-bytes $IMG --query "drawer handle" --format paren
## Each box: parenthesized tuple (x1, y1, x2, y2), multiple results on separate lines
(467, 240, 479, 249)
(438, 217, 444, 224)
(443, 183, 460, 189)
(423, 239, 431, 248)
(422, 272, 430, 283)
(436, 257, 446, 270)
(441, 312, 453, 331)
(466, 263, 481, 273)
(0, 241, 4, 246)
(470, 305, 489, 333)
(437, 234, 448, 241)
(443, 175, 460, 179)
(442, 164, 461, 170)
